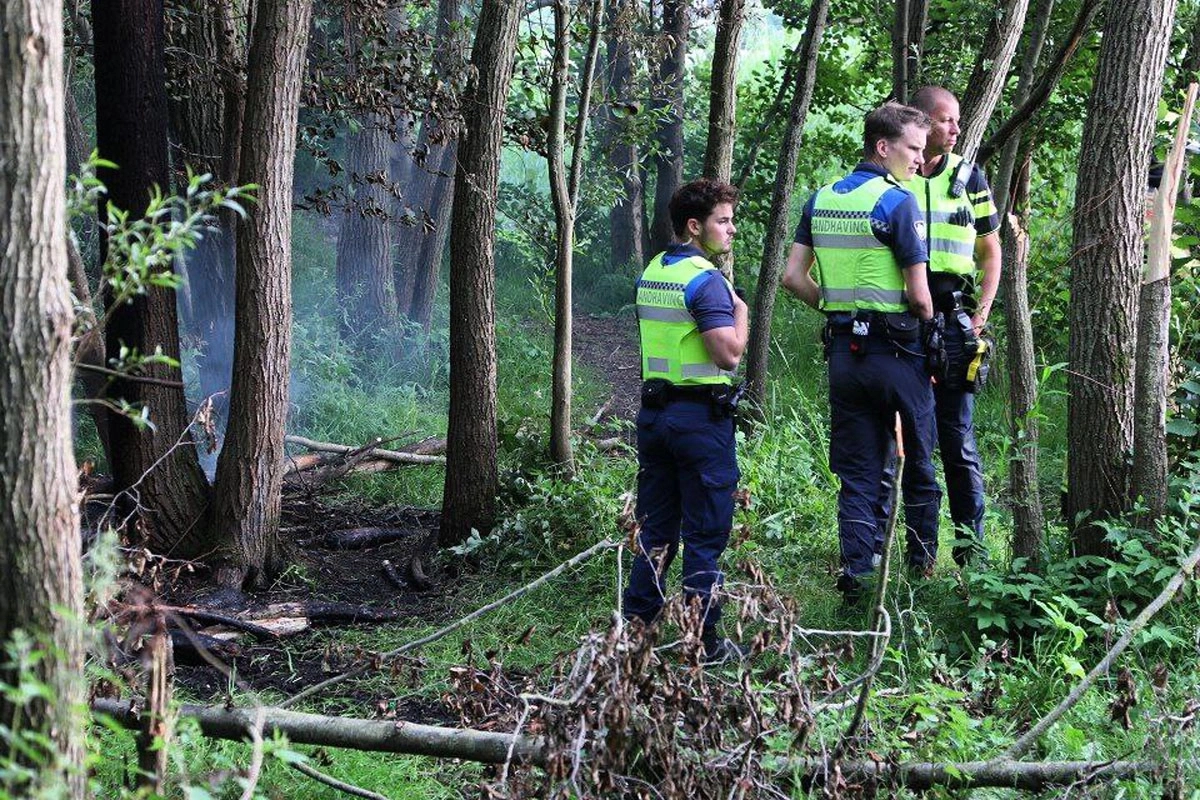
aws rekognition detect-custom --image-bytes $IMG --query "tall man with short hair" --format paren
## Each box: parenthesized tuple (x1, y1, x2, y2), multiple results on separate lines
(782, 103, 941, 600)
(901, 85, 1002, 565)
(625, 178, 748, 661)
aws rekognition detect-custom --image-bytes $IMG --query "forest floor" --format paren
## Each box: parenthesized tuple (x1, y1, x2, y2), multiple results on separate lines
(164, 310, 640, 716)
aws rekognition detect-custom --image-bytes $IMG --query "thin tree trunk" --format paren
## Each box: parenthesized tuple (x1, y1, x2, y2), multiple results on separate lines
(1067, 0, 1178, 554)
(606, 0, 644, 271)
(211, 0, 314, 587)
(439, 0, 524, 547)
(892, 0, 909, 103)
(956, 0, 1031, 160)
(1133, 85, 1197, 521)
(744, 0, 829, 407)
(702, 0, 746, 183)
(648, 0, 688, 255)
(906, 0, 928, 90)
(1004, 149, 1045, 566)
(408, 141, 458, 331)
(0, 0, 87, 789)
(977, 0, 1101, 166)
(93, 0, 211, 554)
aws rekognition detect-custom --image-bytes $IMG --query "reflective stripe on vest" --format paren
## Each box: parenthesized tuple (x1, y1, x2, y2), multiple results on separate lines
(904, 153, 986, 277)
(636, 253, 734, 386)
(811, 175, 910, 314)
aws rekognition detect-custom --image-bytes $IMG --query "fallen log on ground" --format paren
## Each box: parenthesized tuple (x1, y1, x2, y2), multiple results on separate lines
(285, 435, 446, 466)
(90, 699, 1158, 790)
(244, 601, 406, 625)
(298, 526, 420, 550)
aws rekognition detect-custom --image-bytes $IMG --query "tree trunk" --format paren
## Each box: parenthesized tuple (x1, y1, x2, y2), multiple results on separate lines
(165, 0, 246, 429)
(606, 0, 644, 272)
(211, 0, 314, 587)
(891, 0, 909, 103)
(1067, 0, 1178, 554)
(956, 0, 1031, 160)
(0, 0, 87, 790)
(93, 0, 211, 554)
(906, 0, 928, 90)
(439, 0, 524, 547)
(398, 0, 464, 327)
(1133, 85, 1197, 521)
(1003, 149, 1045, 566)
(336, 110, 399, 339)
(702, 0, 746, 183)
(977, 0, 1101, 167)
(744, 0, 829, 407)
(648, 0, 688, 255)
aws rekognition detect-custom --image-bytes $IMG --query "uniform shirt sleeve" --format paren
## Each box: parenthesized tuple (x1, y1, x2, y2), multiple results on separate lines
(967, 164, 1001, 236)
(793, 193, 818, 246)
(872, 187, 929, 268)
(684, 270, 736, 332)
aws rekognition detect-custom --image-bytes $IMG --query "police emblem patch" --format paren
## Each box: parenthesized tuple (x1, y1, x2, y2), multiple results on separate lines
(914, 219, 927, 241)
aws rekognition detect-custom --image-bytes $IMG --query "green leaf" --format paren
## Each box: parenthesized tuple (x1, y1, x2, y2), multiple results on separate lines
(1061, 655, 1086, 680)
(1166, 418, 1199, 437)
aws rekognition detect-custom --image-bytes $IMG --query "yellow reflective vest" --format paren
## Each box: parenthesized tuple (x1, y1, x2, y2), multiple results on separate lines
(636, 253, 735, 386)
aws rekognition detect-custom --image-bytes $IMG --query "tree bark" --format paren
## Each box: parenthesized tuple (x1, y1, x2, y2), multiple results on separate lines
(702, 0, 746, 183)
(744, 0, 830, 407)
(211, 0, 314, 586)
(977, 0, 1101, 167)
(891, 0, 909, 103)
(905, 0, 928, 90)
(93, 0, 211, 554)
(1003, 150, 1045, 566)
(0, 0, 87, 790)
(956, 0, 1031, 160)
(606, 0, 645, 271)
(1133, 85, 1197, 521)
(648, 0, 688, 255)
(439, 0, 524, 547)
(1067, 0, 1178, 554)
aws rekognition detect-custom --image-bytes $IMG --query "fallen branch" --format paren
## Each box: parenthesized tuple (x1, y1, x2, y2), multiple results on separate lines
(245, 601, 406, 625)
(381, 559, 408, 591)
(587, 396, 614, 428)
(160, 606, 279, 641)
(289, 759, 389, 800)
(279, 538, 619, 709)
(91, 699, 1158, 791)
(285, 435, 447, 466)
(299, 527, 420, 551)
(1000, 530, 1200, 761)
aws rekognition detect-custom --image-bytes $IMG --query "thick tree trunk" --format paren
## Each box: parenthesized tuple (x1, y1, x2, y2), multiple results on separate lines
(211, 0, 314, 587)
(1133, 85, 1197, 521)
(956, 0, 1031, 159)
(891, 0, 909, 103)
(702, 0, 746, 183)
(397, 0, 464, 327)
(1067, 0, 1178, 554)
(93, 0, 211, 554)
(1003, 150, 1045, 566)
(744, 0, 829, 407)
(606, 0, 644, 271)
(165, 0, 246, 428)
(0, 0, 87, 791)
(336, 110, 399, 339)
(906, 0, 928, 90)
(648, 0, 688, 255)
(439, 0, 524, 547)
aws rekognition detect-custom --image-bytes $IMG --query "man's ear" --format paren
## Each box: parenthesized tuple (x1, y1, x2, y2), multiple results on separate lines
(686, 217, 703, 239)
(875, 138, 890, 160)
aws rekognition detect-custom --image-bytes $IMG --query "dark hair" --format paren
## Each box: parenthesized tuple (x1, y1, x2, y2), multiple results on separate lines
(862, 102, 930, 159)
(669, 179, 738, 238)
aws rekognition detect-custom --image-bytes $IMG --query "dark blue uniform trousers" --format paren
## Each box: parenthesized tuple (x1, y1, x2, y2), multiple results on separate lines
(828, 335, 940, 578)
(876, 317, 986, 564)
(624, 399, 739, 631)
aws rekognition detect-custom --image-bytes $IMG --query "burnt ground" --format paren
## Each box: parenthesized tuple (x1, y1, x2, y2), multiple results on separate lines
(157, 312, 641, 718)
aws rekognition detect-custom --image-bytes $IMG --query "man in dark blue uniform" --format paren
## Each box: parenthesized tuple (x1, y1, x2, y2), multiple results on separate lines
(625, 179, 748, 661)
(781, 103, 941, 600)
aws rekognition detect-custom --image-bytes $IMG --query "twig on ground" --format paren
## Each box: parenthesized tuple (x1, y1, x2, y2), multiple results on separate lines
(278, 538, 619, 709)
(238, 706, 267, 800)
(285, 435, 446, 466)
(999, 531, 1200, 761)
(289, 759, 390, 800)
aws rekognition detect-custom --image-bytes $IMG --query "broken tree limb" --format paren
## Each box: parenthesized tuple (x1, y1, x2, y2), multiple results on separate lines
(299, 526, 420, 550)
(280, 538, 620, 709)
(160, 606, 279, 640)
(92, 698, 549, 765)
(289, 760, 389, 800)
(285, 435, 447, 466)
(1000, 531, 1200, 761)
(92, 698, 1159, 791)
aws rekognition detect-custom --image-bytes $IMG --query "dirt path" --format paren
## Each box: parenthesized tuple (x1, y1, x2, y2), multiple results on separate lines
(573, 310, 641, 429)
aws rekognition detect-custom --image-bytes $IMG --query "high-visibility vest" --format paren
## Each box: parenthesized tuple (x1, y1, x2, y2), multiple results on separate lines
(636, 253, 735, 386)
(904, 153, 995, 277)
(810, 175, 910, 313)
